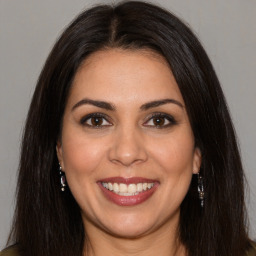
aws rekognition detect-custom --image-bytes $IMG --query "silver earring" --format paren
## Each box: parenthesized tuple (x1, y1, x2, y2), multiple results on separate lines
(198, 173, 204, 207)
(59, 164, 66, 192)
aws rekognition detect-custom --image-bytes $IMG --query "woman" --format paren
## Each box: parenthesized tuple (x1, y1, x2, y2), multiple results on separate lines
(1, 1, 255, 256)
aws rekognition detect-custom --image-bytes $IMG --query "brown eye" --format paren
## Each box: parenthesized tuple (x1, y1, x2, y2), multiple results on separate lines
(91, 117, 103, 126)
(144, 113, 177, 128)
(152, 117, 165, 126)
(80, 113, 112, 128)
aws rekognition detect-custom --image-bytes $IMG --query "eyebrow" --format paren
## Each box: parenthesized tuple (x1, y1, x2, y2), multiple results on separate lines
(72, 98, 115, 111)
(71, 98, 183, 112)
(140, 99, 184, 110)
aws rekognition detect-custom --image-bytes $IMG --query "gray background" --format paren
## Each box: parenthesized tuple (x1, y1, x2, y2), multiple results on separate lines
(0, 0, 255, 249)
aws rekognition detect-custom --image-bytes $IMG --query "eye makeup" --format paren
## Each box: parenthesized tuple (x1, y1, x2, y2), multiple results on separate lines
(80, 113, 112, 128)
(143, 112, 177, 129)
(79, 111, 178, 130)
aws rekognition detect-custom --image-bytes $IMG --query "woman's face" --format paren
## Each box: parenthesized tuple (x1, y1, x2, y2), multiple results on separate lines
(57, 49, 201, 238)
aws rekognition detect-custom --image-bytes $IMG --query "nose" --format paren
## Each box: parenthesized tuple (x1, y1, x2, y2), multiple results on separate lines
(108, 126, 148, 167)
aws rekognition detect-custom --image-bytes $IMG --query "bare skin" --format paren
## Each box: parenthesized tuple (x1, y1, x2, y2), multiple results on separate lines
(83, 213, 187, 256)
(57, 49, 201, 256)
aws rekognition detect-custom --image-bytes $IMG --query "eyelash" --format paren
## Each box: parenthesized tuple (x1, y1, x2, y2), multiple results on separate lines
(80, 112, 177, 129)
(143, 112, 177, 128)
(80, 113, 112, 128)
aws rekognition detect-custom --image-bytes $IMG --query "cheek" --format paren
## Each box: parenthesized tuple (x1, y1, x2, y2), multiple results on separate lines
(60, 134, 109, 210)
(61, 131, 108, 179)
(152, 135, 195, 209)
(149, 132, 195, 174)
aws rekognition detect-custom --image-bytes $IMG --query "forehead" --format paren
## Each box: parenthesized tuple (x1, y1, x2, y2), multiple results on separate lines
(68, 48, 184, 108)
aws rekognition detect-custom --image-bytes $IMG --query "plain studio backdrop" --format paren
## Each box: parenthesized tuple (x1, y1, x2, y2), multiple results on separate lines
(0, 0, 255, 249)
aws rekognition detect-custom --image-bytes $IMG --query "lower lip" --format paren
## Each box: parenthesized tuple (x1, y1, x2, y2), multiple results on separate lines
(98, 183, 159, 206)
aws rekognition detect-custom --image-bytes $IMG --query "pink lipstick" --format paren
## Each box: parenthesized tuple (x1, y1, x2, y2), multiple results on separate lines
(97, 177, 159, 206)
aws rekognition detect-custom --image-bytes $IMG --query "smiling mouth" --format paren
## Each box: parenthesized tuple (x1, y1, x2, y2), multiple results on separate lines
(101, 182, 155, 196)
(98, 177, 159, 206)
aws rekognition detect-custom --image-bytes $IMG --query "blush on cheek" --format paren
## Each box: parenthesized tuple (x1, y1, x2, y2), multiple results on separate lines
(64, 152, 100, 176)
(62, 133, 105, 169)
(155, 144, 194, 174)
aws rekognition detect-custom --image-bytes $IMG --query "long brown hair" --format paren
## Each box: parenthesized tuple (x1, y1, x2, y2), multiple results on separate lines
(8, 1, 249, 255)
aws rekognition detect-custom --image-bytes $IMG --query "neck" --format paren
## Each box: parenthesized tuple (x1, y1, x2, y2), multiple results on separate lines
(83, 215, 186, 256)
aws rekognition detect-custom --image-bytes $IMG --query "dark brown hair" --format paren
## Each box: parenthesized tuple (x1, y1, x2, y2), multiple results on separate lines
(8, 1, 249, 255)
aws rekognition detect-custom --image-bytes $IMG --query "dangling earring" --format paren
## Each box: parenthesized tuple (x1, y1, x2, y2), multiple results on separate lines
(59, 164, 67, 192)
(197, 173, 204, 207)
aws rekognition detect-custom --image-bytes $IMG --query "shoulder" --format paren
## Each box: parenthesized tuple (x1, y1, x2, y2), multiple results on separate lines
(247, 240, 256, 256)
(0, 245, 19, 256)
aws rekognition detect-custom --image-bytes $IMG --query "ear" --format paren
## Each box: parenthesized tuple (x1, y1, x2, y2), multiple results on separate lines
(56, 140, 65, 171)
(192, 147, 202, 174)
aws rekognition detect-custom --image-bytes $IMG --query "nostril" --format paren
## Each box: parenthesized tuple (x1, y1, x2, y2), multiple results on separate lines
(108, 136, 148, 166)
(110, 156, 146, 167)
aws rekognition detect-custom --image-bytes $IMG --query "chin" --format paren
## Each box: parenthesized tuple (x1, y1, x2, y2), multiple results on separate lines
(95, 211, 163, 239)
(105, 222, 154, 239)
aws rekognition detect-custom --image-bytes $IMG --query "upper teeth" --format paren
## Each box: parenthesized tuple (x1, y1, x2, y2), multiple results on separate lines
(102, 182, 154, 196)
